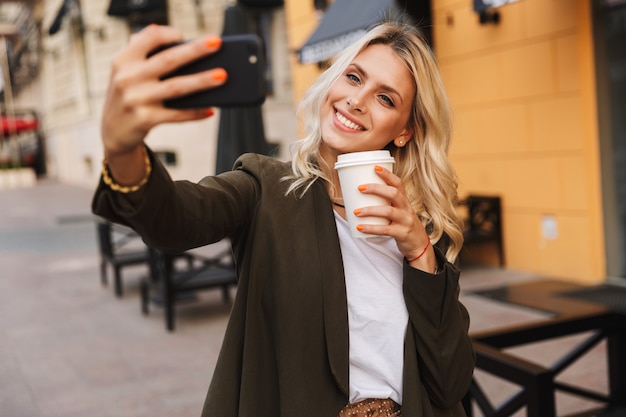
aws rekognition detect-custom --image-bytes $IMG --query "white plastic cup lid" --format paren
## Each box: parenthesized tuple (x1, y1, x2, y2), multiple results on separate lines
(334, 150, 395, 169)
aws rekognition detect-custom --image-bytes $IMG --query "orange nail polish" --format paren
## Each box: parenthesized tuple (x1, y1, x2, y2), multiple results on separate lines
(358, 185, 367, 192)
(356, 225, 365, 231)
(375, 165, 383, 173)
(204, 36, 222, 49)
(211, 68, 228, 82)
(204, 108, 215, 118)
(354, 208, 362, 215)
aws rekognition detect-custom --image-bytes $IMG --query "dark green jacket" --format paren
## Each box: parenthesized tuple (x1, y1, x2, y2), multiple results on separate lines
(92, 150, 474, 417)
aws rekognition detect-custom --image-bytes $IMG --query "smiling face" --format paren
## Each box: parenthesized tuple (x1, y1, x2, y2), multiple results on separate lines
(319, 43, 416, 165)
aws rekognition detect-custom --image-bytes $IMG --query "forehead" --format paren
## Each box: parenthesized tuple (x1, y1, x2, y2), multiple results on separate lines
(350, 44, 415, 99)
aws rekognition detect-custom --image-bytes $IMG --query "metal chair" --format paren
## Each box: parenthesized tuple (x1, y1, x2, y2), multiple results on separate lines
(141, 245, 238, 331)
(95, 220, 152, 297)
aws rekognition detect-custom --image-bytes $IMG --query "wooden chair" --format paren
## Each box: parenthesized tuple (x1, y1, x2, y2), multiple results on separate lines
(141, 245, 238, 331)
(95, 220, 152, 297)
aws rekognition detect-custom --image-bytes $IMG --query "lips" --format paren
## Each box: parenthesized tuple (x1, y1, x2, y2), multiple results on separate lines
(335, 110, 364, 131)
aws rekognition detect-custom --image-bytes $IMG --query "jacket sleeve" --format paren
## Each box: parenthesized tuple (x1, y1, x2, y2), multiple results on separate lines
(91, 147, 261, 253)
(402, 247, 475, 409)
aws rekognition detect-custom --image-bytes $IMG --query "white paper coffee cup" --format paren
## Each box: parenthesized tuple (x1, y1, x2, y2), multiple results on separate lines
(334, 150, 395, 238)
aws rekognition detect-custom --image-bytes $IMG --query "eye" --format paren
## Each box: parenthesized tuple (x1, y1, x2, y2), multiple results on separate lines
(379, 94, 395, 107)
(346, 73, 360, 83)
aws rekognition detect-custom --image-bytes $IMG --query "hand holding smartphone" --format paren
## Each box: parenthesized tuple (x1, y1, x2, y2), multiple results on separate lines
(149, 34, 267, 109)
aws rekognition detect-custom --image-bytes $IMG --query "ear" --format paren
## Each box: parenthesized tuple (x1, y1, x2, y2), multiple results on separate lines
(393, 128, 413, 148)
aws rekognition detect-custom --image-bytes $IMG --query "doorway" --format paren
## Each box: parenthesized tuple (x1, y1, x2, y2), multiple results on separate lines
(593, 0, 626, 279)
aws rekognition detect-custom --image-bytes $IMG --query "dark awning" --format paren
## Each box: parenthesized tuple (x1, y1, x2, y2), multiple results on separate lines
(298, 0, 394, 64)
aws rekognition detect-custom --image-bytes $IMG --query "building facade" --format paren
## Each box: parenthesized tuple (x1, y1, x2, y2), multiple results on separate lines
(8, 0, 297, 185)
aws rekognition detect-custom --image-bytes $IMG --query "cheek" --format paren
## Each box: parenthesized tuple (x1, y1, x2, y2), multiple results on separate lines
(390, 107, 413, 135)
(377, 111, 401, 129)
(324, 90, 338, 106)
(322, 86, 337, 106)
(320, 95, 333, 120)
(322, 93, 331, 107)
(327, 79, 349, 102)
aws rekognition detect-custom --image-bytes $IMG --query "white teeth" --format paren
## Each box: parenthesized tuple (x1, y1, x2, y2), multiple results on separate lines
(335, 111, 363, 131)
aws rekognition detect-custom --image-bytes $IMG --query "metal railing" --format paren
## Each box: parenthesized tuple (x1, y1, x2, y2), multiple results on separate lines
(464, 289, 626, 417)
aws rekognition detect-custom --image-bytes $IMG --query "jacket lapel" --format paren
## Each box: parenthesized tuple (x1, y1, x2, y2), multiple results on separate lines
(312, 181, 350, 397)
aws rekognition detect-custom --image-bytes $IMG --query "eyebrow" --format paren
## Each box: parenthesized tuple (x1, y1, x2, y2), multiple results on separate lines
(351, 63, 405, 105)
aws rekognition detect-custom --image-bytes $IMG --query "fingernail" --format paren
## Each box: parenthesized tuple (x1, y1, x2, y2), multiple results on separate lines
(211, 68, 228, 82)
(356, 225, 365, 231)
(354, 208, 362, 215)
(375, 165, 383, 173)
(358, 185, 367, 192)
(204, 36, 222, 49)
(204, 108, 215, 118)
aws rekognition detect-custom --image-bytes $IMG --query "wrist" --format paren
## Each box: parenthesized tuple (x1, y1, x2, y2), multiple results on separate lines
(104, 141, 144, 160)
(102, 146, 151, 193)
(407, 239, 431, 263)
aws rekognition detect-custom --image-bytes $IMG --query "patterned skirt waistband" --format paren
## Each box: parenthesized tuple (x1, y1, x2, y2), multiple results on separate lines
(338, 398, 401, 417)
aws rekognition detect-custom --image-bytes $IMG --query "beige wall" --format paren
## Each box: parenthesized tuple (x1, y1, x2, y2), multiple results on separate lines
(284, 0, 606, 283)
(32, 0, 296, 187)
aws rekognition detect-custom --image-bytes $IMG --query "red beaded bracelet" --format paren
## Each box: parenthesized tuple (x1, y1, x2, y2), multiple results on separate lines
(407, 239, 431, 263)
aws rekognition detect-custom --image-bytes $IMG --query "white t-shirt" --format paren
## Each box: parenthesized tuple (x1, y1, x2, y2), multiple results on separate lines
(334, 210, 409, 405)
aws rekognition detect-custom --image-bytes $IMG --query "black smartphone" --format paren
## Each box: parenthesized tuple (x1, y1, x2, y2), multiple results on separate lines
(149, 34, 267, 108)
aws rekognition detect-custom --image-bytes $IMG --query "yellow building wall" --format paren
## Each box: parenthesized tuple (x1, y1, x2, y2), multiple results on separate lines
(435, 0, 604, 283)
(284, 0, 605, 283)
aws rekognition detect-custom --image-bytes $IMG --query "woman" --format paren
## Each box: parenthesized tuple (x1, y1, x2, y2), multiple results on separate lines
(93, 17, 474, 417)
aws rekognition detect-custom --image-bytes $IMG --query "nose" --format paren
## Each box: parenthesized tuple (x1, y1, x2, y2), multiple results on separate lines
(347, 92, 366, 113)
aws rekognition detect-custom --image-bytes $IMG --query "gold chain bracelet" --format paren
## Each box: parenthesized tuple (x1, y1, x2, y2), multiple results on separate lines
(102, 147, 152, 194)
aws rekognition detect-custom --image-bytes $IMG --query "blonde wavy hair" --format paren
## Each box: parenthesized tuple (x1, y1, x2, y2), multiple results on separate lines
(285, 18, 464, 263)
